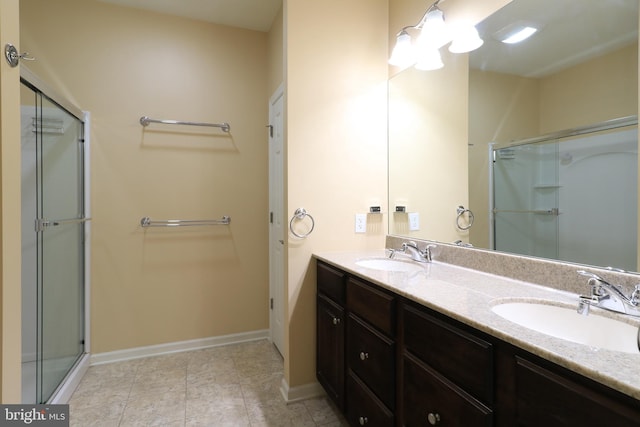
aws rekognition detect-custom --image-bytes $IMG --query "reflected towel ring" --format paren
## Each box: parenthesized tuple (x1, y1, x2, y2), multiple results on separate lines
(456, 205, 474, 231)
(289, 208, 315, 238)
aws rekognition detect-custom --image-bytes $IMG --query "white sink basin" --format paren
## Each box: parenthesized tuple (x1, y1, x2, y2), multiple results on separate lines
(355, 258, 424, 273)
(492, 301, 639, 354)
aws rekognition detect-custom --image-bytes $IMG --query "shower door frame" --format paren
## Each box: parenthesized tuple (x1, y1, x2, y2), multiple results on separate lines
(21, 66, 91, 404)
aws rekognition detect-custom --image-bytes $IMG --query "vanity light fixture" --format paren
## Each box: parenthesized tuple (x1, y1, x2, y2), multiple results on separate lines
(389, 0, 484, 70)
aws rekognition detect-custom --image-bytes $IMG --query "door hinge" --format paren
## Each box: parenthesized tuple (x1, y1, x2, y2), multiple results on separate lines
(270, 212, 273, 224)
(270, 298, 274, 310)
(266, 124, 273, 138)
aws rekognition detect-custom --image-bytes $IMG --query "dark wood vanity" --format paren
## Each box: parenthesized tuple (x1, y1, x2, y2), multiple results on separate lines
(316, 260, 640, 427)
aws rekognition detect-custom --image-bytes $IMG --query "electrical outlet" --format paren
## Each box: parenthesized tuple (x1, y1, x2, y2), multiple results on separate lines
(408, 212, 420, 231)
(355, 214, 367, 233)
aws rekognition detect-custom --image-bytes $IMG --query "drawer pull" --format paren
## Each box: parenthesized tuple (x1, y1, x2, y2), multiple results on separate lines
(358, 416, 368, 425)
(359, 351, 369, 361)
(427, 412, 441, 425)
(332, 317, 341, 325)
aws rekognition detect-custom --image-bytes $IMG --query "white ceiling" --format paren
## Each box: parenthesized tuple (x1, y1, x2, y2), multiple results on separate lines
(97, 0, 283, 32)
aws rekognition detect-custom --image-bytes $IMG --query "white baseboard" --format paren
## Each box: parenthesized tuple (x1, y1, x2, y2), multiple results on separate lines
(90, 329, 269, 365)
(279, 377, 325, 403)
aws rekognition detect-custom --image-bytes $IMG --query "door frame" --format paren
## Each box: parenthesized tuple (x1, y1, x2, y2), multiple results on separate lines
(268, 83, 285, 355)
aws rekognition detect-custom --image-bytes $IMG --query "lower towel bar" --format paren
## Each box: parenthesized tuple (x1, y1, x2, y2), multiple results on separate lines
(140, 216, 231, 227)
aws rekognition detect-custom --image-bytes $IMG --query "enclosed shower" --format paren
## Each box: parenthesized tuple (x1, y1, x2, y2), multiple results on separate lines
(21, 69, 90, 404)
(491, 119, 638, 271)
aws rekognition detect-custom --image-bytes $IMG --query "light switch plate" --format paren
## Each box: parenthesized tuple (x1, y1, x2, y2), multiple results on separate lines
(355, 214, 367, 233)
(408, 212, 420, 231)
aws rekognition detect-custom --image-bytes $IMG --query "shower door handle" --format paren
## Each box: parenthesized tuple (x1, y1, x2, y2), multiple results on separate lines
(35, 217, 91, 232)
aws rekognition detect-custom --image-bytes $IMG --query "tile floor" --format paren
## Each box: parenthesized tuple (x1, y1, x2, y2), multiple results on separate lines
(69, 339, 347, 426)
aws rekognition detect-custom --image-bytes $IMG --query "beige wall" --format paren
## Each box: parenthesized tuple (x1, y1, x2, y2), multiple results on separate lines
(540, 44, 638, 133)
(21, 0, 270, 353)
(285, 0, 389, 387)
(388, 51, 470, 242)
(0, 0, 22, 404)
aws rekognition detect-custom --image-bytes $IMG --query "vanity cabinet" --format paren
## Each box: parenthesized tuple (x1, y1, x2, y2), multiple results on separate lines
(316, 261, 640, 427)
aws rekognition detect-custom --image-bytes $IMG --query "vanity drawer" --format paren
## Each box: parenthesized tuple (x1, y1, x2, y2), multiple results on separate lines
(403, 352, 493, 427)
(346, 371, 394, 427)
(347, 313, 395, 409)
(347, 277, 396, 336)
(403, 303, 493, 405)
(317, 261, 346, 305)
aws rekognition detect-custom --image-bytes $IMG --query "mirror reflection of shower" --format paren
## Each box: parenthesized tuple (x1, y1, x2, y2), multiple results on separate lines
(490, 119, 638, 271)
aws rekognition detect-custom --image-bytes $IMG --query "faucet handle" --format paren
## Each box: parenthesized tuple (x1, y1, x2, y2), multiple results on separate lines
(423, 244, 436, 262)
(577, 270, 610, 297)
(577, 270, 604, 281)
(630, 284, 640, 306)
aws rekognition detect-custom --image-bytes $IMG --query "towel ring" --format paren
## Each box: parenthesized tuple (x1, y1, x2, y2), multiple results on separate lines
(456, 206, 474, 231)
(289, 208, 315, 238)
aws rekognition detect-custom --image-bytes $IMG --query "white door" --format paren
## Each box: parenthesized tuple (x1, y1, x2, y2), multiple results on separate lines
(269, 84, 285, 354)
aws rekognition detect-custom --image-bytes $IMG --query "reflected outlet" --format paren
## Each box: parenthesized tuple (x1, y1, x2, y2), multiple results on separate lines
(408, 212, 420, 231)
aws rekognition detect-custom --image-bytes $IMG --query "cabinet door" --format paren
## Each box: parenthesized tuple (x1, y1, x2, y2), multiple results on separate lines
(514, 356, 640, 427)
(403, 352, 493, 427)
(317, 294, 345, 409)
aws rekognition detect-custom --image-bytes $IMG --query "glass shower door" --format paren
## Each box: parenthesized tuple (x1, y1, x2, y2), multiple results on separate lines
(492, 142, 560, 259)
(35, 92, 86, 403)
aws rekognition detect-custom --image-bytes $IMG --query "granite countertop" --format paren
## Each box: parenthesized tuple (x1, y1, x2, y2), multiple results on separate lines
(314, 250, 640, 401)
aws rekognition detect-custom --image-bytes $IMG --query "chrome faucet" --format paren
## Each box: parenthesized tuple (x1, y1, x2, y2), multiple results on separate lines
(389, 241, 435, 263)
(577, 270, 640, 317)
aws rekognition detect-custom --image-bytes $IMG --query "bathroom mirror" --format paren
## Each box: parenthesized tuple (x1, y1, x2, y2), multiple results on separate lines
(388, 0, 640, 271)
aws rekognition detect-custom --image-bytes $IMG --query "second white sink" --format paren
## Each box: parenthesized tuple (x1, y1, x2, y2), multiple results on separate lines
(492, 301, 639, 354)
